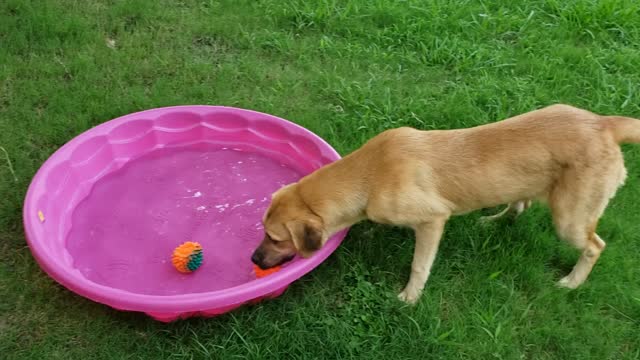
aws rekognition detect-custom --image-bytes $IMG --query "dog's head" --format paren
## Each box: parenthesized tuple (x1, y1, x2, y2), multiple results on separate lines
(251, 184, 327, 269)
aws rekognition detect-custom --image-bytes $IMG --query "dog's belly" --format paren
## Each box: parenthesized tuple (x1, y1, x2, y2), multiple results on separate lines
(434, 161, 556, 214)
(446, 186, 548, 215)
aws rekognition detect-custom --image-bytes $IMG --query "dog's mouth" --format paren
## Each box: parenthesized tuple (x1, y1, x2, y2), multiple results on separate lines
(254, 254, 295, 270)
(277, 254, 295, 266)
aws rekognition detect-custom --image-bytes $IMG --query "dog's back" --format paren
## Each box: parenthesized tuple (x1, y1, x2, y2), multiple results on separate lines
(357, 105, 639, 215)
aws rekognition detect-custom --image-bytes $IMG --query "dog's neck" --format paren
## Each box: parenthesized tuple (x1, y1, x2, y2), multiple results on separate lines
(298, 151, 370, 237)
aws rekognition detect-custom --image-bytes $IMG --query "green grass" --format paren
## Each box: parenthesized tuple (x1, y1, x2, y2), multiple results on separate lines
(2, 0, 640, 358)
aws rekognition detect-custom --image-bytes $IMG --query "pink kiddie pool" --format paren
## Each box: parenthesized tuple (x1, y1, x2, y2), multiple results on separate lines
(23, 106, 347, 322)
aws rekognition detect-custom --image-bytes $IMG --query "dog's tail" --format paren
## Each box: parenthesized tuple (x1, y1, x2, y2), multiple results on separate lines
(606, 115, 640, 144)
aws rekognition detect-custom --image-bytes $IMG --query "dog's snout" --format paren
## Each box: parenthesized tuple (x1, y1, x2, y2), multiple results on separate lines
(251, 250, 263, 265)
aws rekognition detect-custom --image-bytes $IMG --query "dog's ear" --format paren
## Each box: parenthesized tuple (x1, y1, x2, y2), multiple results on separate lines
(286, 219, 324, 258)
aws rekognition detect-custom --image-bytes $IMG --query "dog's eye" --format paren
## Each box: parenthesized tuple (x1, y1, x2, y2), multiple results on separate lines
(266, 232, 281, 242)
(268, 236, 288, 248)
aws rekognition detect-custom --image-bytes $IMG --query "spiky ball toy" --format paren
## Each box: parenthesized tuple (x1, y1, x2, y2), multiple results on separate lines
(172, 241, 203, 273)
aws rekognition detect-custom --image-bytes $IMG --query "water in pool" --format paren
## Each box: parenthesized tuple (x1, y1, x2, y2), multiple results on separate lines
(66, 147, 301, 295)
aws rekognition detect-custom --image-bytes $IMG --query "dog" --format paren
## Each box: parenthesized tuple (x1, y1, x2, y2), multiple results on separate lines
(251, 104, 640, 304)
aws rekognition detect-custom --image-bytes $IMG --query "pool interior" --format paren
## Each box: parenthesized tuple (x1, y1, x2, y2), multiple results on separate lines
(65, 144, 303, 295)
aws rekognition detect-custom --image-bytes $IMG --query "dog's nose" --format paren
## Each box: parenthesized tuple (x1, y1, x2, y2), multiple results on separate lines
(251, 251, 263, 265)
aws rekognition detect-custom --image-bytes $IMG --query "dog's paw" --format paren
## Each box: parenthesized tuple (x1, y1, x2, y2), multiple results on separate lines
(398, 287, 421, 305)
(557, 275, 579, 289)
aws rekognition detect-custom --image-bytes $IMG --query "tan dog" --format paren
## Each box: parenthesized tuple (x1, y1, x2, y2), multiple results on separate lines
(251, 104, 640, 304)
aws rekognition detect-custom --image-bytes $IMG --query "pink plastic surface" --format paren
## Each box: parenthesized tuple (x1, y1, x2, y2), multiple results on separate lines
(23, 106, 347, 322)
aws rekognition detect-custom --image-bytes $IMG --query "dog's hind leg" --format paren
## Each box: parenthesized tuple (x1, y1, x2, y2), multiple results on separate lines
(550, 153, 626, 289)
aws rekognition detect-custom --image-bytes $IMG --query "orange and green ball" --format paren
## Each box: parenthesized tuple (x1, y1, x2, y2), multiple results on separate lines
(172, 242, 203, 273)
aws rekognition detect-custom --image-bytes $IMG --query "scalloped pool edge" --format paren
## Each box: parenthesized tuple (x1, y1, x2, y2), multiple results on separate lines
(23, 106, 348, 322)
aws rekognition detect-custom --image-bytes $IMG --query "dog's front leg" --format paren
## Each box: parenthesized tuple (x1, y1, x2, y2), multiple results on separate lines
(398, 217, 447, 304)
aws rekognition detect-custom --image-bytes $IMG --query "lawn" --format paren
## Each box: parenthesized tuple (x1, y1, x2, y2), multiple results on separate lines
(1, 0, 640, 359)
